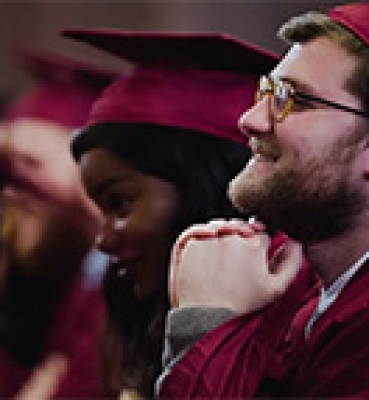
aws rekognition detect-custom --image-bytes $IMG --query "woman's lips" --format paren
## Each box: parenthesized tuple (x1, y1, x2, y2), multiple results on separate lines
(109, 255, 138, 278)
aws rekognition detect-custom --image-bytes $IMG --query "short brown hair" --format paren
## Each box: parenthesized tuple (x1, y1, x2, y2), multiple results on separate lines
(278, 11, 369, 116)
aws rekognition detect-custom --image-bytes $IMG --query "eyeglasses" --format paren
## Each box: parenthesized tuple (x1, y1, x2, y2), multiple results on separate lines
(255, 75, 369, 123)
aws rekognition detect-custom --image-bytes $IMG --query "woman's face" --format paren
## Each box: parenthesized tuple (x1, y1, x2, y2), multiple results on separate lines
(80, 147, 179, 301)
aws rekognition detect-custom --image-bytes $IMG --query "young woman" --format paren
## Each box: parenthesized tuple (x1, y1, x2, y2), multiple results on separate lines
(67, 30, 277, 399)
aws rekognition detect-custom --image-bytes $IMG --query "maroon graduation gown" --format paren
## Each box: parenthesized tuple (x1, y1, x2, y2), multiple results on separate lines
(0, 274, 106, 398)
(159, 262, 369, 398)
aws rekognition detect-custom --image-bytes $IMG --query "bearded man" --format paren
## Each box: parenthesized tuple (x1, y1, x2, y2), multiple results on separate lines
(157, 3, 369, 398)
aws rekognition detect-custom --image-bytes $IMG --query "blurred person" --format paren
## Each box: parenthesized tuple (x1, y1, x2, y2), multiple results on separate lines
(63, 30, 280, 399)
(0, 92, 14, 290)
(155, 2, 369, 399)
(0, 48, 112, 399)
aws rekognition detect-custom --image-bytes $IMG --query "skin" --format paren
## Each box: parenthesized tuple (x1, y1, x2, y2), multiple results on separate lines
(1, 119, 100, 279)
(170, 218, 302, 313)
(0, 119, 103, 398)
(234, 37, 369, 287)
(80, 147, 179, 301)
(170, 37, 369, 314)
(1, 119, 102, 235)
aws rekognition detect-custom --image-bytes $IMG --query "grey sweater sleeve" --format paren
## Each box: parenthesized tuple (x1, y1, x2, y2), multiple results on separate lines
(155, 307, 235, 394)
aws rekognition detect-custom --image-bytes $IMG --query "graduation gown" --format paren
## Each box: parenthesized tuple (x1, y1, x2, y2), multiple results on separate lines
(158, 262, 369, 398)
(0, 272, 106, 398)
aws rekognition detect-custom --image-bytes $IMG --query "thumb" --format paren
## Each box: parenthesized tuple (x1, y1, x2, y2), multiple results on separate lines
(269, 239, 303, 295)
(168, 243, 180, 308)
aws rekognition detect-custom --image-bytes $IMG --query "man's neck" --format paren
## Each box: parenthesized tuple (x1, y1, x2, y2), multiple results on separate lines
(303, 221, 369, 289)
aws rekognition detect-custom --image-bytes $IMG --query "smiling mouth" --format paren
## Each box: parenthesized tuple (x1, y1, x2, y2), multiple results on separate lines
(108, 255, 138, 279)
(109, 256, 131, 276)
(117, 267, 127, 277)
(253, 152, 278, 163)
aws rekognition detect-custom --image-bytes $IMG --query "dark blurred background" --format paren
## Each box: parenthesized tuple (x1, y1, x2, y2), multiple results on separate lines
(0, 1, 352, 99)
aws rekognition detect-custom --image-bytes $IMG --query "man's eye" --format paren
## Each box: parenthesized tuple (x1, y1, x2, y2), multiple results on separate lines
(294, 93, 315, 109)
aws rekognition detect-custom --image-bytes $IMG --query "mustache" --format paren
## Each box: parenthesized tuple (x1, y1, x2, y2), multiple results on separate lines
(249, 137, 281, 160)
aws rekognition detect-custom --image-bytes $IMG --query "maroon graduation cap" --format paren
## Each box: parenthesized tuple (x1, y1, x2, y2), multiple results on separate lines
(328, 2, 369, 46)
(5, 47, 115, 128)
(63, 30, 279, 145)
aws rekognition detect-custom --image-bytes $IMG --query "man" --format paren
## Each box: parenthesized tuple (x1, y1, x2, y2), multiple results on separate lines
(0, 48, 112, 398)
(157, 2, 369, 397)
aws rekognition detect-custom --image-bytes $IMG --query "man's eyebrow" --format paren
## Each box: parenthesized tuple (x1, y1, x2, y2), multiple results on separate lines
(274, 75, 318, 95)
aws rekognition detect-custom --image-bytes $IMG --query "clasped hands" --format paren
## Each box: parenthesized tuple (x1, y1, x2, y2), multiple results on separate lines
(169, 218, 303, 315)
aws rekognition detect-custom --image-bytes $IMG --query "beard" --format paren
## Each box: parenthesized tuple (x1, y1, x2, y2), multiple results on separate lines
(229, 138, 364, 243)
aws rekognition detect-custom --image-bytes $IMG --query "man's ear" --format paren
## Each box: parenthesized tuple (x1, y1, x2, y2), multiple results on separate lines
(363, 159, 369, 179)
(361, 141, 369, 179)
(363, 158, 369, 180)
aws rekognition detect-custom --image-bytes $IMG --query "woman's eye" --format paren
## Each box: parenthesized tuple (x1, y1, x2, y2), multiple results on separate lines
(104, 193, 131, 215)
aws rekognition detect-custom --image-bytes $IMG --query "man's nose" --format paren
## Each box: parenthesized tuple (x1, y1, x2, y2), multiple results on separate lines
(238, 97, 273, 139)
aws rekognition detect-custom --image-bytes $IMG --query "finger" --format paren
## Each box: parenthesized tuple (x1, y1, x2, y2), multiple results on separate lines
(169, 233, 197, 306)
(174, 218, 264, 250)
(168, 253, 178, 308)
(174, 222, 220, 253)
(246, 216, 266, 232)
(207, 218, 228, 227)
(216, 222, 257, 238)
(269, 239, 303, 294)
(223, 217, 266, 237)
(169, 237, 188, 308)
(257, 232, 271, 251)
(207, 218, 243, 236)
(169, 236, 183, 278)
(203, 218, 265, 238)
(170, 220, 224, 308)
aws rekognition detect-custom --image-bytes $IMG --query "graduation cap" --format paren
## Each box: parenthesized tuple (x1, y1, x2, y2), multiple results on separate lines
(5, 47, 115, 128)
(63, 30, 279, 145)
(328, 2, 369, 46)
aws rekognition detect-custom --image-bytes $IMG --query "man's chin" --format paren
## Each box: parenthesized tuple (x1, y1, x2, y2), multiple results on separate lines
(228, 173, 260, 214)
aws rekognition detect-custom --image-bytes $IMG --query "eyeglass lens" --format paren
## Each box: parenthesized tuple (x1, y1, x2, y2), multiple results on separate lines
(256, 76, 291, 121)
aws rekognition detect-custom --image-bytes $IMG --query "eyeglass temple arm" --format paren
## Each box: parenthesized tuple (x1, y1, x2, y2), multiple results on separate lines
(296, 91, 369, 119)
